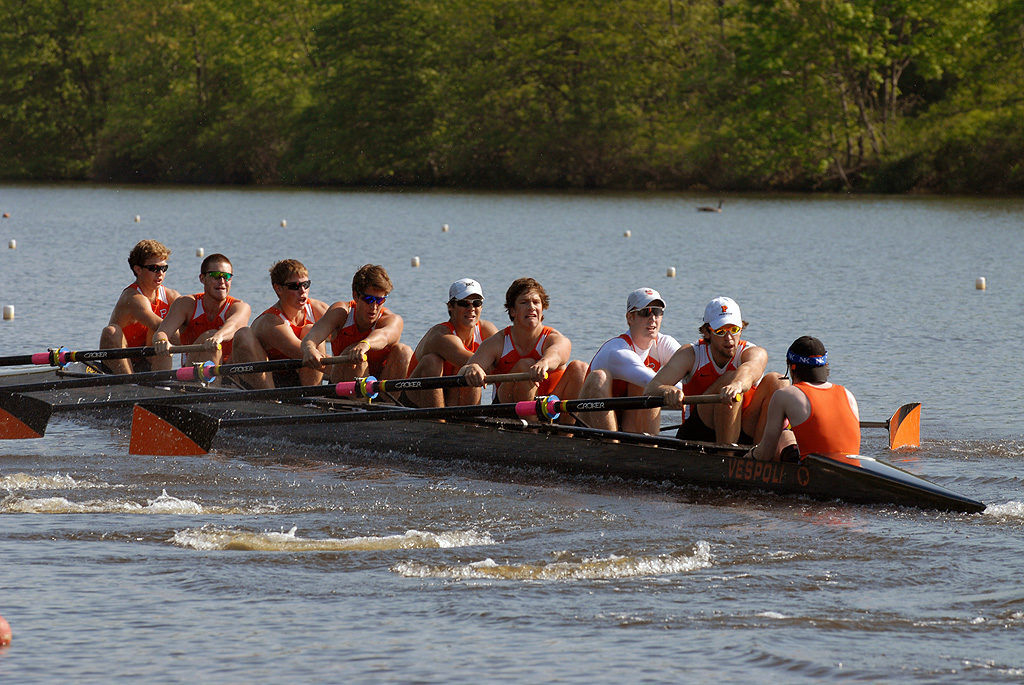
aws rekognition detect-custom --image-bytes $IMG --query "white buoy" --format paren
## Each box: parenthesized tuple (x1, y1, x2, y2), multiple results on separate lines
(7, 239, 15, 249)
(3, 305, 13, 320)
(411, 256, 420, 267)
(976, 276, 987, 290)
(281, 219, 287, 228)
(624, 230, 631, 238)
(442, 224, 450, 232)
(196, 247, 205, 258)
(134, 215, 141, 223)
(666, 267, 676, 277)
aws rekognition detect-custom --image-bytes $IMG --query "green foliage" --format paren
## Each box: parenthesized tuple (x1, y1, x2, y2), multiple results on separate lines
(0, 0, 1020, 191)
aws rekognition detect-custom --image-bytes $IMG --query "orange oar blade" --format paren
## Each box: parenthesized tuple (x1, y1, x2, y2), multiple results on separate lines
(129, 404, 213, 456)
(888, 403, 921, 450)
(0, 393, 52, 439)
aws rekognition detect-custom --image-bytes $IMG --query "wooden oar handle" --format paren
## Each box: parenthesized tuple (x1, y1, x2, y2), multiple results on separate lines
(168, 343, 216, 354)
(320, 352, 367, 364)
(482, 372, 535, 384)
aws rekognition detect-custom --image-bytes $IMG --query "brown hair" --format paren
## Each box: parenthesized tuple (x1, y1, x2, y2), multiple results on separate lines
(504, 277, 549, 321)
(352, 264, 393, 295)
(269, 259, 307, 285)
(200, 253, 232, 274)
(128, 240, 171, 271)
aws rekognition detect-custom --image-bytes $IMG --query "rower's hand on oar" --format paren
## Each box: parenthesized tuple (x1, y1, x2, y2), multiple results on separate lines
(720, 382, 744, 404)
(201, 337, 222, 352)
(458, 363, 487, 387)
(655, 385, 685, 409)
(528, 359, 553, 384)
(153, 337, 172, 356)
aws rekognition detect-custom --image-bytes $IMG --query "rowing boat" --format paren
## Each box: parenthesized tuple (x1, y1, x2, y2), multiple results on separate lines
(0, 364, 984, 513)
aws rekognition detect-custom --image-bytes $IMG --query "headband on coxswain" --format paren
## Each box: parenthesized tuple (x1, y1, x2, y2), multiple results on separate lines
(786, 350, 828, 367)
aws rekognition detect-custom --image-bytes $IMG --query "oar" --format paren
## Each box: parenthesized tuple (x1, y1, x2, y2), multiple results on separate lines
(658, 401, 922, 451)
(0, 370, 531, 440)
(129, 393, 724, 456)
(0, 353, 366, 394)
(0, 343, 210, 367)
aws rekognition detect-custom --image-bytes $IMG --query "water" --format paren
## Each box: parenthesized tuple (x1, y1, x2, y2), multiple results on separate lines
(1, 184, 1023, 682)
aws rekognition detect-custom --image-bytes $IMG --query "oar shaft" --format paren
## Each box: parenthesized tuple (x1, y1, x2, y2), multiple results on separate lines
(349, 371, 533, 397)
(0, 344, 209, 367)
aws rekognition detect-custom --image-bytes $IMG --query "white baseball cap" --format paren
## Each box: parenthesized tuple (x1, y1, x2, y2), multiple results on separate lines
(449, 278, 483, 301)
(703, 296, 742, 329)
(626, 287, 665, 313)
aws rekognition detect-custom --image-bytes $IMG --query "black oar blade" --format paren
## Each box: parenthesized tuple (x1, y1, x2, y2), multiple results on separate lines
(888, 403, 921, 450)
(129, 403, 219, 456)
(0, 393, 54, 439)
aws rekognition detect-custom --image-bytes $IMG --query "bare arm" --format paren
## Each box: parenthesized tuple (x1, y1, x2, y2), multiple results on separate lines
(721, 345, 768, 401)
(300, 302, 348, 368)
(458, 330, 504, 386)
(643, 345, 696, 408)
(152, 296, 195, 355)
(534, 330, 571, 380)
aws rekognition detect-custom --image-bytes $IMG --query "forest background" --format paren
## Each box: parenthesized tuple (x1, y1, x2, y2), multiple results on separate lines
(1, 0, 1022, 193)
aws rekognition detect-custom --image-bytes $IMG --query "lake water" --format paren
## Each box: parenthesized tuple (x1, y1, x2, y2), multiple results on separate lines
(1, 184, 1022, 682)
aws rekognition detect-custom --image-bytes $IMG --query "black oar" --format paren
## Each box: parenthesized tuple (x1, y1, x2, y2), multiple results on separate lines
(129, 393, 724, 456)
(0, 343, 209, 367)
(658, 401, 921, 451)
(0, 370, 532, 440)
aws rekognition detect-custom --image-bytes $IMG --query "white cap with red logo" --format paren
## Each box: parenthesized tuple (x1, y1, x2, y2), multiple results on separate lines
(449, 278, 483, 301)
(703, 296, 742, 329)
(626, 287, 665, 312)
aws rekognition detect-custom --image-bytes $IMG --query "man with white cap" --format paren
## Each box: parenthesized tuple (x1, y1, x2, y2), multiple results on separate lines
(643, 296, 787, 444)
(747, 336, 860, 461)
(404, 278, 499, 407)
(578, 287, 681, 433)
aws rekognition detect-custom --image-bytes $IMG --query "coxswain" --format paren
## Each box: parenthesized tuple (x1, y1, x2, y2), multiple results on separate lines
(578, 287, 681, 433)
(644, 296, 787, 444)
(231, 259, 329, 388)
(747, 336, 861, 461)
(99, 240, 180, 373)
(404, 278, 499, 407)
(301, 264, 412, 383)
(150, 253, 251, 370)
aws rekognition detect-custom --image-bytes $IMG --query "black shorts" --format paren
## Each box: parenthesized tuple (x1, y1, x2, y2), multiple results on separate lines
(676, 411, 753, 445)
(271, 369, 302, 388)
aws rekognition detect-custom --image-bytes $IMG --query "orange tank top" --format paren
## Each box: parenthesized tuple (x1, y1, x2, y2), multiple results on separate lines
(330, 301, 392, 372)
(122, 283, 171, 347)
(791, 383, 861, 456)
(408, 321, 483, 376)
(180, 294, 239, 360)
(494, 325, 565, 396)
(682, 339, 756, 414)
(263, 303, 317, 360)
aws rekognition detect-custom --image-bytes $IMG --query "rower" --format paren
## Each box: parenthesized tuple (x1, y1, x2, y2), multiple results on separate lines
(458, 277, 587, 422)
(644, 296, 787, 444)
(230, 259, 330, 388)
(403, 278, 499, 407)
(99, 240, 181, 373)
(578, 287, 681, 433)
(150, 253, 252, 370)
(747, 336, 860, 461)
(300, 264, 412, 384)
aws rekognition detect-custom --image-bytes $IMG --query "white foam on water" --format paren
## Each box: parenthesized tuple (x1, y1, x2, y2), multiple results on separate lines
(170, 525, 496, 552)
(982, 501, 1024, 519)
(0, 489, 233, 515)
(392, 539, 714, 580)
(0, 472, 111, 491)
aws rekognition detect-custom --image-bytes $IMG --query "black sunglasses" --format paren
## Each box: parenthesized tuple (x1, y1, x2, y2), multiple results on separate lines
(140, 264, 169, 273)
(633, 307, 664, 318)
(281, 280, 311, 291)
(454, 298, 483, 308)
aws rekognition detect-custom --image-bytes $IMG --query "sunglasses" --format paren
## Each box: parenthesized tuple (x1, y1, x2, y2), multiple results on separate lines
(711, 324, 742, 337)
(454, 298, 483, 308)
(140, 264, 169, 273)
(633, 306, 664, 318)
(360, 293, 387, 305)
(281, 280, 311, 291)
(205, 271, 233, 281)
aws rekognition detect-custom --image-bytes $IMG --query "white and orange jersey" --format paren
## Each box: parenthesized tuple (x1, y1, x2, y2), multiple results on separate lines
(263, 303, 318, 360)
(493, 325, 563, 396)
(587, 332, 681, 393)
(122, 283, 171, 347)
(180, 293, 239, 358)
(681, 338, 759, 396)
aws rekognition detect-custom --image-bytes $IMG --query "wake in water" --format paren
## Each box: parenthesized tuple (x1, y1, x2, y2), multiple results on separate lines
(392, 540, 714, 580)
(0, 472, 113, 491)
(0, 488, 265, 515)
(171, 525, 496, 552)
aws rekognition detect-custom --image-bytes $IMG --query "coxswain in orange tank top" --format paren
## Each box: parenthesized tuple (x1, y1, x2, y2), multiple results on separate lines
(746, 336, 860, 462)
